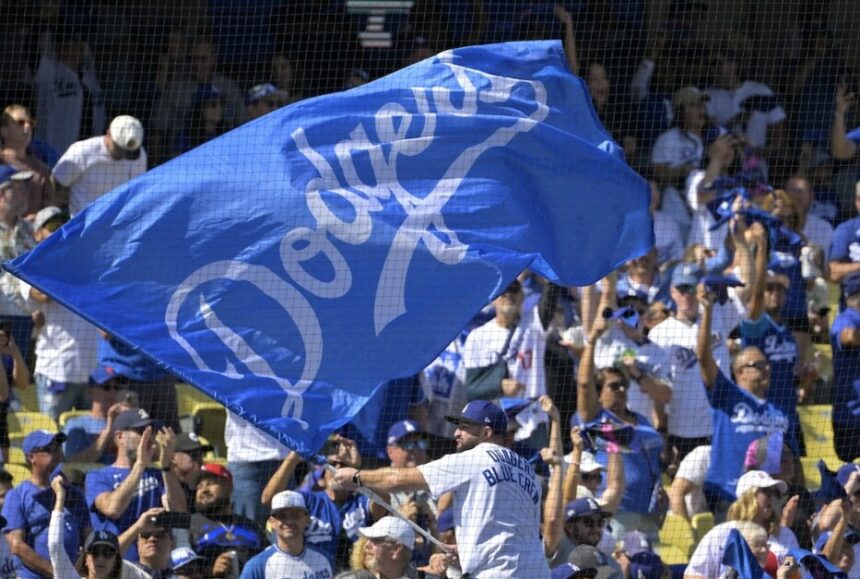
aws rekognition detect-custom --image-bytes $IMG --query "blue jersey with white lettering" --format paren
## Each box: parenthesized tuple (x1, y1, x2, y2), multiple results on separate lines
(301, 490, 370, 561)
(831, 307, 860, 425)
(705, 370, 789, 499)
(739, 314, 800, 453)
(830, 216, 860, 310)
(239, 544, 333, 579)
(85, 466, 165, 561)
(769, 247, 806, 323)
(573, 409, 663, 514)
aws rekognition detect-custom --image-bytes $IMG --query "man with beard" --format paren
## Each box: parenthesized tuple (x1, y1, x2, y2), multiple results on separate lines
(240, 491, 333, 579)
(85, 409, 186, 562)
(359, 517, 417, 579)
(189, 463, 266, 577)
(333, 400, 551, 578)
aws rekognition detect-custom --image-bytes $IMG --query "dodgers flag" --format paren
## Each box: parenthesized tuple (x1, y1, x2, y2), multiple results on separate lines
(6, 41, 652, 457)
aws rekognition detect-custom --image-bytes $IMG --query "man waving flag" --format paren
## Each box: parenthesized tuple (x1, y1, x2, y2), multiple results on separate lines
(6, 40, 652, 457)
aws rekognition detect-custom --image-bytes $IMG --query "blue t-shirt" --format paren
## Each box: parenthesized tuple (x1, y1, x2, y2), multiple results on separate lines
(63, 415, 115, 463)
(239, 544, 333, 579)
(739, 314, 800, 452)
(769, 247, 807, 323)
(1, 482, 89, 579)
(830, 216, 860, 310)
(831, 307, 860, 426)
(301, 490, 371, 561)
(705, 370, 789, 499)
(573, 409, 663, 514)
(84, 466, 165, 561)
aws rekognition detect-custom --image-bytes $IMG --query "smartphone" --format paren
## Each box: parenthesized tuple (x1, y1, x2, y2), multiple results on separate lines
(153, 511, 191, 529)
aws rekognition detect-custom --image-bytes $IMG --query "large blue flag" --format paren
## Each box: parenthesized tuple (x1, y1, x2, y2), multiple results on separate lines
(6, 41, 652, 457)
(722, 528, 764, 579)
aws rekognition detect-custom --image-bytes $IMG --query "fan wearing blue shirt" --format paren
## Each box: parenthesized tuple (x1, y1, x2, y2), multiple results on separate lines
(1, 431, 90, 579)
(84, 409, 187, 562)
(240, 490, 333, 579)
(830, 273, 860, 461)
(827, 182, 860, 309)
(697, 288, 790, 501)
(574, 312, 663, 543)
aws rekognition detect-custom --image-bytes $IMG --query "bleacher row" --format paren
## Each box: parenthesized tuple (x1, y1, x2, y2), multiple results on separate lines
(3, 384, 227, 486)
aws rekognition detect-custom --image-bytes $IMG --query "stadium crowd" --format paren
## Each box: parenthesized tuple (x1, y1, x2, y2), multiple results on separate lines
(1, 0, 860, 577)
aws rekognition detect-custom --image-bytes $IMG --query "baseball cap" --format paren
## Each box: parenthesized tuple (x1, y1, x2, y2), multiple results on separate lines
(245, 83, 277, 106)
(359, 516, 415, 550)
(551, 562, 598, 579)
(568, 545, 618, 579)
(22, 430, 67, 455)
(271, 490, 308, 513)
(200, 463, 233, 485)
(843, 272, 860, 299)
(33, 206, 63, 231)
(0, 166, 33, 189)
(175, 432, 213, 454)
(564, 498, 609, 523)
(113, 408, 153, 432)
(192, 83, 222, 106)
(84, 529, 120, 553)
(108, 115, 144, 158)
(628, 551, 665, 579)
(836, 463, 860, 488)
(672, 86, 710, 110)
(670, 263, 703, 287)
(387, 420, 424, 445)
(577, 452, 605, 474)
(444, 400, 507, 434)
(735, 470, 788, 499)
(170, 546, 205, 571)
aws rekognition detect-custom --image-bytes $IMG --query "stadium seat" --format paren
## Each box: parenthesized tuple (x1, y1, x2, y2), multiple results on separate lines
(176, 383, 217, 418)
(192, 403, 227, 458)
(797, 405, 841, 469)
(658, 514, 696, 564)
(3, 464, 30, 486)
(4, 446, 26, 465)
(690, 512, 714, 543)
(13, 384, 39, 413)
(8, 412, 59, 444)
(64, 462, 106, 475)
(800, 457, 822, 490)
(59, 410, 90, 428)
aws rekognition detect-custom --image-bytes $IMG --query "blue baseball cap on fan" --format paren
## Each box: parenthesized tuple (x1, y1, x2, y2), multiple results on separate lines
(551, 562, 597, 579)
(444, 400, 507, 434)
(387, 420, 423, 444)
(670, 263, 703, 287)
(23, 430, 66, 455)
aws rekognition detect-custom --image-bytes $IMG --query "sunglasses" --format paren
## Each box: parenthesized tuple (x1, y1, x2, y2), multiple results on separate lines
(674, 285, 697, 295)
(100, 383, 121, 391)
(759, 487, 783, 499)
(398, 440, 429, 451)
(603, 382, 627, 392)
(581, 472, 602, 483)
(14, 118, 35, 128)
(139, 530, 168, 540)
(89, 546, 116, 558)
(742, 360, 770, 371)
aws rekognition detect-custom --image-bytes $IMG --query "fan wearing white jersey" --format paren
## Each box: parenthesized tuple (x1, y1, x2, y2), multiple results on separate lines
(333, 400, 551, 578)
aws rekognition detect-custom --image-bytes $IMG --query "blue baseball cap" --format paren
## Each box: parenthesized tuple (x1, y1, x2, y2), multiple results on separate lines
(670, 263, 703, 287)
(444, 400, 507, 434)
(0, 166, 33, 189)
(836, 463, 860, 488)
(843, 272, 860, 299)
(23, 430, 66, 455)
(564, 498, 609, 522)
(387, 420, 424, 445)
(551, 562, 597, 579)
(628, 552, 664, 579)
(192, 83, 222, 105)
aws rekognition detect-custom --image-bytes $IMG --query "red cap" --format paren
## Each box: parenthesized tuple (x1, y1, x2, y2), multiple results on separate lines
(200, 463, 233, 485)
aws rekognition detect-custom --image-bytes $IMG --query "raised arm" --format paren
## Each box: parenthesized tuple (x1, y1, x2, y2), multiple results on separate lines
(95, 428, 154, 519)
(553, 4, 579, 75)
(48, 478, 77, 579)
(746, 223, 769, 320)
(261, 452, 303, 508)
(832, 85, 858, 161)
(541, 398, 565, 557)
(563, 427, 584, 506)
(599, 448, 625, 514)
(696, 288, 718, 389)
(577, 316, 609, 422)
(156, 427, 187, 513)
(729, 209, 755, 305)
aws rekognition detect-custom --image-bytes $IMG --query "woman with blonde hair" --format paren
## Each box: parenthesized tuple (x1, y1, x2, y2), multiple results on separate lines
(685, 470, 800, 578)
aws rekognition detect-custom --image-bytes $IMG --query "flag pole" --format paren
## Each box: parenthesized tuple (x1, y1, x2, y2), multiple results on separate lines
(320, 462, 453, 555)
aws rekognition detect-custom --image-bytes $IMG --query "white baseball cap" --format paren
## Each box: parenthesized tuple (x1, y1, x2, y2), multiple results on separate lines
(735, 470, 788, 499)
(358, 516, 415, 550)
(271, 490, 307, 512)
(108, 115, 144, 154)
(563, 451, 605, 473)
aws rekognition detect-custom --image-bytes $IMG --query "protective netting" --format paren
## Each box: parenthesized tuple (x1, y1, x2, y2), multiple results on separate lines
(0, 1, 859, 577)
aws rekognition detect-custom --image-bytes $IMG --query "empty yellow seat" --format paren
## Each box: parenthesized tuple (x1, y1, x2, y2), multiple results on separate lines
(2, 464, 30, 486)
(8, 412, 58, 441)
(659, 513, 696, 564)
(176, 383, 217, 419)
(192, 403, 226, 458)
(800, 457, 823, 490)
(797, 405, 840, 469)
(691, 512, 715, 543)
(4, 446, 26, 465)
